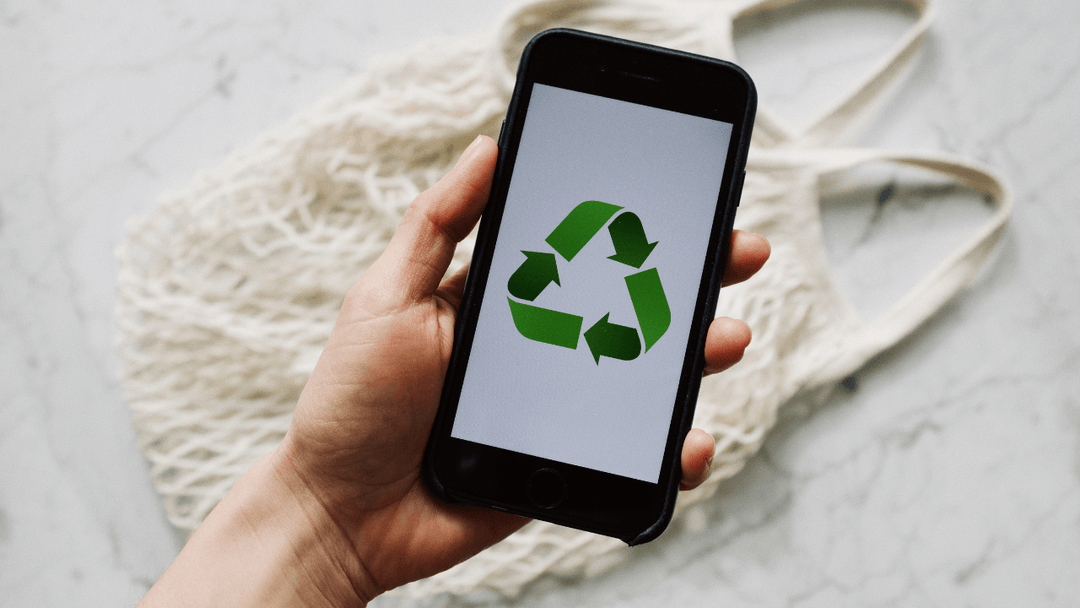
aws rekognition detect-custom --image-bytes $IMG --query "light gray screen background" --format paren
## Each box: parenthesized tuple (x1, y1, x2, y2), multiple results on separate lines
(451, 83, 733, 482)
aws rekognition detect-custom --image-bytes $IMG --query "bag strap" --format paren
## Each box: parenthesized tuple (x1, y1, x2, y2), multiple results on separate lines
(796, 147, 1013, 383)
(734, 0, 936, 148)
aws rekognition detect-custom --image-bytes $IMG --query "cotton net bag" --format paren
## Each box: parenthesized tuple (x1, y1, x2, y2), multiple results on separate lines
(116, 0, 1010, 598)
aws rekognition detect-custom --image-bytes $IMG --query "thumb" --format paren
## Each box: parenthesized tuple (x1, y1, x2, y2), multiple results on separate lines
(369, 135, 497, 305)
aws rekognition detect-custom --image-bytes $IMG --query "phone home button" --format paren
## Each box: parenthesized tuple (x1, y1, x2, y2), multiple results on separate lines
(526, 468, 567, 509)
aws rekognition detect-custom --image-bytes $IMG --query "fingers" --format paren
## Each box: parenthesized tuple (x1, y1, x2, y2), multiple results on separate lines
(722, 230, 770, 287)
(685, 233, 763, 485)
(679, 428, 715, 491)
(374, 136, 497, 303)
(702, 231, 767, 375)
(703, 316, 751, 376)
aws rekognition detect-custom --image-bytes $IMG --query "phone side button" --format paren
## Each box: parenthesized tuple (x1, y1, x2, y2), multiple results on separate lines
(526, 468, 567, 509)
(734, 170, 746, 207)
(497, 119, 507, 148)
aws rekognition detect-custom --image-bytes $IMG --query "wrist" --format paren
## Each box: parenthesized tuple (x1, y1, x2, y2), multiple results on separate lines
(140, 446, 375, 608)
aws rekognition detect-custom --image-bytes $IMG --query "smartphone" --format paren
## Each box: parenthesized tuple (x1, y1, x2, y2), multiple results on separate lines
(422, 29, 756, 545)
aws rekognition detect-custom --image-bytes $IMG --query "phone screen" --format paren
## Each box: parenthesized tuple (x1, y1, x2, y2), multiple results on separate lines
(450, 83, 734, 483)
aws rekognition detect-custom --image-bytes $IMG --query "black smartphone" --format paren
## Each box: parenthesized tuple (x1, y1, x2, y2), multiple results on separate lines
(423, 29, 756, 545)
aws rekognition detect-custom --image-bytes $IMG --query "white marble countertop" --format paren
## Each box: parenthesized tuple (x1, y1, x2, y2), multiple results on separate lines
(2, 0, 1078, 606)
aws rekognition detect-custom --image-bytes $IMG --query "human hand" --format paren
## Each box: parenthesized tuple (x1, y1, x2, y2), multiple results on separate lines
(138, 135, 768, 608)
(277, 134, 769, 597)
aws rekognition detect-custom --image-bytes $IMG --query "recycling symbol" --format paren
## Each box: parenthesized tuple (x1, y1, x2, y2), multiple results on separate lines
(507, 200, 671, 364)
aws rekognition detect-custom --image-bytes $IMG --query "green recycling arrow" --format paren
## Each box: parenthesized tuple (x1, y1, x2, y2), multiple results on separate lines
(584, 313, 641, 364)
(625, 268, 670, 352)
(507, 251, 560, 301)
(508, 299, 582, 349)
(545, 200, 621, 261)
(507, 200, 671, 364)
(607, 212, 657, 269)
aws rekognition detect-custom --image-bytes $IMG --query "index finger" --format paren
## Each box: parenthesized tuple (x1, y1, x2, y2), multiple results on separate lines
(721, 230, 770, 287)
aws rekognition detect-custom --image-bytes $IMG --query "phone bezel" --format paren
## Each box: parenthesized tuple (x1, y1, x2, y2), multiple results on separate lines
(423, 29, 756, 545)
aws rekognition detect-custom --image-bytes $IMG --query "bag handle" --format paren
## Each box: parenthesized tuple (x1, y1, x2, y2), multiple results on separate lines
(800, 147, 1012, 383)
(489, 0, 934, 147)
(733, 0, 936, 148)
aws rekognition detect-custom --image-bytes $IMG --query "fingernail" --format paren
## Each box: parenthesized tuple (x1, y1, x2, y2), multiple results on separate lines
(458, 135, 485, 164)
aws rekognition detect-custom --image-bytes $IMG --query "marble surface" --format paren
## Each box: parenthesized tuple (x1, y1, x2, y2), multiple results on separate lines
(1, 0, 1078, 606)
